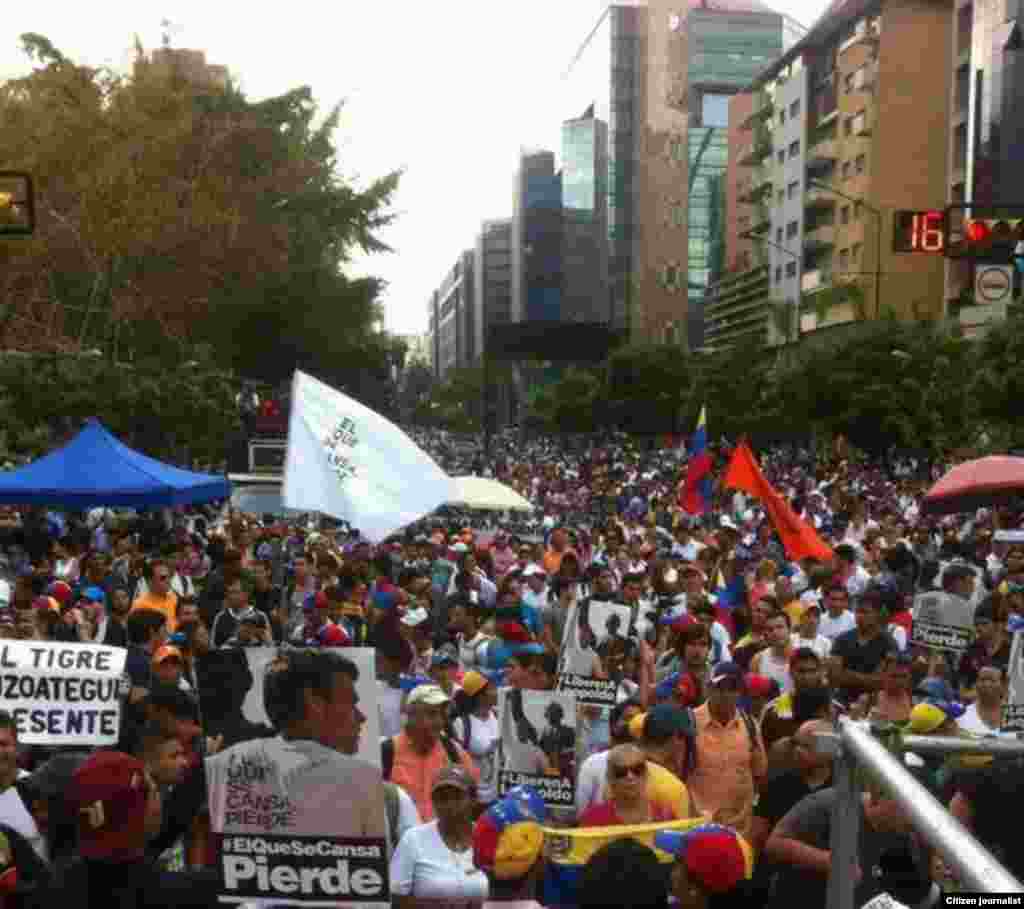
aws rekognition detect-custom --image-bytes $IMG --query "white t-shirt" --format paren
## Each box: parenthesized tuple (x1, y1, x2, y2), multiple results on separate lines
(819, 610, 856, 641)
(390, 820, 490, 901)
(453, 712, 501, 803)
(378, 681, 405, 739)
(392, 784, 422, 847)
(957, 704, 1017, 738)
(791, 632, 832, 661)
(575, 750, 610, 816)
(753, 648, 793, 694)
(564, 644, 602, 677)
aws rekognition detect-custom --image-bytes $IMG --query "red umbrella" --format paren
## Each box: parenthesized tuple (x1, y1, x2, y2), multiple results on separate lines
(922, 456, 1024, 515)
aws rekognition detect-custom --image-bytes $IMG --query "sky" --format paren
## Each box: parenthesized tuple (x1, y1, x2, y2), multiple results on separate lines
(3, 0, 829, 338)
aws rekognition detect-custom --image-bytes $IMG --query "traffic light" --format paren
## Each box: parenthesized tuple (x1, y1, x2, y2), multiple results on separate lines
(948, 214, 1024, 262)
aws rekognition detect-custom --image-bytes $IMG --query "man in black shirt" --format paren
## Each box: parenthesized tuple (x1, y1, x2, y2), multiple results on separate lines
(827, 589, 895, 705)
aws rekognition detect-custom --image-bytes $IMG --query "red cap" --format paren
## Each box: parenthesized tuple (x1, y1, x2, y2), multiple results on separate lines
(496, 621, 532, 644)
(70, 752, 149, 862)
(48, 581, 73, 605)
(314, 591, 330, 610)
(318, 623, 350, 647)
(744, 674, 775, 698)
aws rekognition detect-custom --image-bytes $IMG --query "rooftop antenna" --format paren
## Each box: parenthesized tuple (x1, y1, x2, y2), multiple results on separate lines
(160, 18, 184, 49)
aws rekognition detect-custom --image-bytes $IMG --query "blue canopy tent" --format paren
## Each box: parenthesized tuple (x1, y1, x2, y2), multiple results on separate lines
(0, 419, 230, 508)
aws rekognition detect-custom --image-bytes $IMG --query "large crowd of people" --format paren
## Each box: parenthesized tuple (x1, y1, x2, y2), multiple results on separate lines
(0, 426, 1019, 908)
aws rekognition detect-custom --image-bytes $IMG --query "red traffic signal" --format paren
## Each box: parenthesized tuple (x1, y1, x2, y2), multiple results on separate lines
(966, 220, 990, 244)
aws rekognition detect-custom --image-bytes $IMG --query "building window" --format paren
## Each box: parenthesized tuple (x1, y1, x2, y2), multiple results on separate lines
(842, 161, 852, 179)
(852, 243, 862, 261)
(776, 227, 783, 242)
(839, 248, 850, 269)
(702, 93, 731, 127)
(777, 189, 785, 205)
(789, 140, 800, 159)
(855, 153, 866, 174)
(840, 205, 850, 224)
(788, 181, 799, 199)
(786, 220, 799, 238)
(785, 261, 797, 277)
(775, 266, 783, 282)
(852, 110, 867, 134)
(778, 150, 786, 164)
(790, 99, 800, 117)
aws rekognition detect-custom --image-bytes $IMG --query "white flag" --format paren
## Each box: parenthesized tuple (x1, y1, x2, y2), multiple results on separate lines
(282, 370, 456, 541)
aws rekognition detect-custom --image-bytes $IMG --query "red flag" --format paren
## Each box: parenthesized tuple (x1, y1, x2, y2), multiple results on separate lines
(722, 441, 833, 562)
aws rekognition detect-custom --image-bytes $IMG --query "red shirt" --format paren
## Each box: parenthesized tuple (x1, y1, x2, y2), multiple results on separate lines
(578, 800, 676, 828)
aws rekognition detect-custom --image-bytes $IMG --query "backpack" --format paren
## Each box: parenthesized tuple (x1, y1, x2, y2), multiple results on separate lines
(381, 733, 462, 781)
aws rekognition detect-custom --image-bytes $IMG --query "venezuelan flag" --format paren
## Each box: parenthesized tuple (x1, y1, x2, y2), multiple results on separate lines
(541, 817, 705, 908)
(679, 407, 712, 515)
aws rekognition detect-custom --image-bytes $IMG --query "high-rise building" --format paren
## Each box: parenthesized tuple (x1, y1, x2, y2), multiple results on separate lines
(473, 218, 513, 361)
(562, 113, 610, 323)
(725, 0, 951, 343)
(512, 150, 563, 323)
(562, 1, 789, 348)
(430, 250, 475, 380)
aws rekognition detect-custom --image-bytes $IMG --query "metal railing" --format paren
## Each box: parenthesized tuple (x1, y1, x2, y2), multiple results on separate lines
(817, 718, 1024, 909)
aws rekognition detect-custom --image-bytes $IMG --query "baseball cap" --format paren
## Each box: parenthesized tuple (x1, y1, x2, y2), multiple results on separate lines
(48, 581, 73, 606)
(33, 596, 60, 615)
(473, 785, 547, 880)
(70, 752, 150, 862)
(373, 590, 397, 612)
(522, 565, 546, 579)
(318, 624, 350, 647)
(152, 645, 183, 666)
(908, 701, 965, 735)
(82, 586, 106, 604)
(709, 662, 745, 688)
(644, 703, 693, 741)
(406, 684, 451, 709)
(432, 766, 475, 795)
(461, 670, 490, 697)
(401, 606, 430, 628)
(496, 621, 532, 644)
(655, 824, 755, 895)
(744, 674, 776, 699)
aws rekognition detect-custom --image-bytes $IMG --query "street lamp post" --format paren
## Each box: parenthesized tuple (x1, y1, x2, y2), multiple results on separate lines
(807, 178, 882, 320)
(739, 229, 802, 343)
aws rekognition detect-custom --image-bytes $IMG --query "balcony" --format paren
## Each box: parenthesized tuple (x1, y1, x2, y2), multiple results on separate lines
(739, 137, 773, 166)
(804, 186, 837, 211)
(801, 268, 833, 294)
(741, 100, 775, 131)
(804, 224, 836, 251)
(806, 138, 837, 174)
(738, 171, 773, 204)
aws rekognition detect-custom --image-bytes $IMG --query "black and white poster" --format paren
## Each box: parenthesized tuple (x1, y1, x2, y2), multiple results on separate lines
(556, 600, 633, 704)
(0, 640, 126, 745)
(497, 688, 576, 808)
(204, 647, 388, 907)
(911, 591, 974, 653)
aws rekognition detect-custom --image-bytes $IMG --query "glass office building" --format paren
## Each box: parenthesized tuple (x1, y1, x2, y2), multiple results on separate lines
(513, 150, 564, 322)
(686, 7, 786, 348)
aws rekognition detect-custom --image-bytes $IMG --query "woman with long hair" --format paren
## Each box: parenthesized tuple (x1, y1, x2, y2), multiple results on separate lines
(448, 672, 500, 812)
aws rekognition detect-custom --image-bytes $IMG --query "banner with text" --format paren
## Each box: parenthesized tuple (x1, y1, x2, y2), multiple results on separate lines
(0, 640, 126, 745)
(498, 688, 577, 809)
(911, 591, 974, 653)
(1004, 630, 1024, 733)
(556, 600, 633, 705)
(204, 647, 388, 907)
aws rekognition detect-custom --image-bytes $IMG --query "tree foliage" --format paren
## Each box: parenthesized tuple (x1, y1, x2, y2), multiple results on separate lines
(0, 34, 401, 402)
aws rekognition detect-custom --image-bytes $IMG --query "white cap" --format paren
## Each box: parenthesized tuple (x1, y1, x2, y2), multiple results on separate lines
(720, 516, 738, 531)
(523, 564, 546, 578)
(400, 606, 430, 628)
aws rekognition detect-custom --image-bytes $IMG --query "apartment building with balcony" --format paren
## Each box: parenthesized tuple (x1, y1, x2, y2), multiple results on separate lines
(731, 0, 951, 339)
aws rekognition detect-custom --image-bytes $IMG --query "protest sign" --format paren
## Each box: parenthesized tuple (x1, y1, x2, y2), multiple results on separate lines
(910, 591, 974, 653)
(557, 600, 633, 705)
(0, 640, 126, 745)
(498, 688, 576, 809)
(1003, 629, 1024, 732)
(204, 647, 388, 908)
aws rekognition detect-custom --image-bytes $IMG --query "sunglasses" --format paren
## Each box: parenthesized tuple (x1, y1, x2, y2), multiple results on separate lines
(611, 761, 647, 780)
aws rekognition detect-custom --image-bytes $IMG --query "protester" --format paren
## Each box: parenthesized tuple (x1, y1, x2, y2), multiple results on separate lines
(390, 767, 490, 907)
